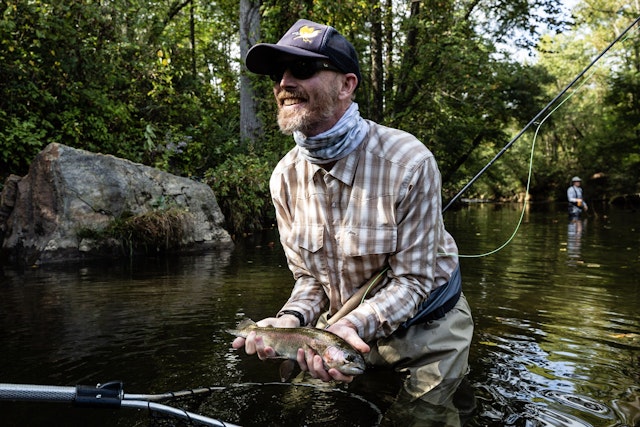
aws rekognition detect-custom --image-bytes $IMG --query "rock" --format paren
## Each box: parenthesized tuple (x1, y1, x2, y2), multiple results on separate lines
(1, 143, 233, 266)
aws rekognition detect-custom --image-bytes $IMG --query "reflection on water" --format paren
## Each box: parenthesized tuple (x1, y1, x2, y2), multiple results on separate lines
(0, 204, 638, 426)
(194, 382, 384, 426)
(459, 204, 639, 427)
(567, 219, 585, 266)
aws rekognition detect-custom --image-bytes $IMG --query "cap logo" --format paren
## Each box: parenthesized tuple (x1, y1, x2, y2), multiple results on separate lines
(292, 25, 322, 43)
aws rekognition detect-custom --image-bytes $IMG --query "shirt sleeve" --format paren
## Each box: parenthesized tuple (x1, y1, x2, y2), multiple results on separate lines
(342, 155, 452, 341)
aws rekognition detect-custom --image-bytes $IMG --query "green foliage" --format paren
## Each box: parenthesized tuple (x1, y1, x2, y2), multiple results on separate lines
(205, 153, 275, 234)
(0, 114, 48, 170)
(0, 0, 242, 178)
(1, 0, 638, 233)
(532, 1, 640, 200)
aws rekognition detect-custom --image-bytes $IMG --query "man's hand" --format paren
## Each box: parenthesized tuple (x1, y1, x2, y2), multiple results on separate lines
(296, 319, 369, 383)
(231, 315, 299, 359)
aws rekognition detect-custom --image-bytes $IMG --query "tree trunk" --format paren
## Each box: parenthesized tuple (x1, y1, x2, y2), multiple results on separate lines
(384, 0, 394, 117)
(391, 0, 420, 121)
(370, 2, 383, 122)
(190, 0, 196, 78)
(239, 0, 263, 148)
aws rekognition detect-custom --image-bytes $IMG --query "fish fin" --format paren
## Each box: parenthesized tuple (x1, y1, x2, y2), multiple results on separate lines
(279, 359, 296, 382)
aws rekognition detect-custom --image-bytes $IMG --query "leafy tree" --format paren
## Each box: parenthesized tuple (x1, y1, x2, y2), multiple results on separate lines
(2, 0, 638, 233)
(534, 0, 640, 200)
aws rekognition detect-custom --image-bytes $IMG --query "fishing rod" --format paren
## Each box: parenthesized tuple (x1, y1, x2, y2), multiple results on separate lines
(442, 14, 640, 213)
(0, 381, 238, 427)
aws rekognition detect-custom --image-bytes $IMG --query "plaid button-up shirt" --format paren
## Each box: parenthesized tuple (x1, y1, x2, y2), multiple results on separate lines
(271, 120, 459, 342)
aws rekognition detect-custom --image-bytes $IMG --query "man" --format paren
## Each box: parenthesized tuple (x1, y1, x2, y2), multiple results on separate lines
(567, 176, 588, 221)
(233, 18, 474, 407)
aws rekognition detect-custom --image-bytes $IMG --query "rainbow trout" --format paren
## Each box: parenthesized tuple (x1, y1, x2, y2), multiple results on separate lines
(228, 319, 366, 377)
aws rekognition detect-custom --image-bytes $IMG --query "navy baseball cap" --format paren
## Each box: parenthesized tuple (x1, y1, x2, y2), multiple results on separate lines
(246, 19, 361, 87)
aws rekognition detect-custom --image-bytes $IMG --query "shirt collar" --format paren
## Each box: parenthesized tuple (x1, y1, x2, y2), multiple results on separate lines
(314, 139, 362, 186)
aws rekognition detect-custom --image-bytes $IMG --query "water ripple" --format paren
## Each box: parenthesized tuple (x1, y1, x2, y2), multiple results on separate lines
(542, 390, 614, 419)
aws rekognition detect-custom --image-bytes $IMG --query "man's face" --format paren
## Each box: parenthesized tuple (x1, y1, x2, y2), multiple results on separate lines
(273, 60, 344, 137)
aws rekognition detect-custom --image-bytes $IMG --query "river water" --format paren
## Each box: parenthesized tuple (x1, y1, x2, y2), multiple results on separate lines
(0, 203, 638, 426)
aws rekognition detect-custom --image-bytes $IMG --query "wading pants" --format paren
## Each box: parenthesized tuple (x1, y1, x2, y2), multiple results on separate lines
(366, 293, 474, 402)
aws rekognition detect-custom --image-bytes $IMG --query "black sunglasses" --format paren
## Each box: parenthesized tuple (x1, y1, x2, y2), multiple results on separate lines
(269, 60, 341, 82)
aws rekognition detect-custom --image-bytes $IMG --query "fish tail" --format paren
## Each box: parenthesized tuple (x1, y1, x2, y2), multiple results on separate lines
(237, 318, 256, 329)
(226, 318, 256, 337)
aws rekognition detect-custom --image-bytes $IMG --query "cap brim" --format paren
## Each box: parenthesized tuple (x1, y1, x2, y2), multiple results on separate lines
(246, 43, 329, 75)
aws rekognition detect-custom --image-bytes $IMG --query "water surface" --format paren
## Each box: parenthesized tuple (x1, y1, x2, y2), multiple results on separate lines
(0, 203, 638, 426)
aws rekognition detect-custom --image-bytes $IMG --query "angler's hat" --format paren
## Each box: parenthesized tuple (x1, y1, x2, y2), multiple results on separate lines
(245, 19, 361, 87)
(571, 176, 582, 182)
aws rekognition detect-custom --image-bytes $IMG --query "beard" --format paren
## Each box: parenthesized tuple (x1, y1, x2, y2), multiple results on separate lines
(277, 83, 341, 136)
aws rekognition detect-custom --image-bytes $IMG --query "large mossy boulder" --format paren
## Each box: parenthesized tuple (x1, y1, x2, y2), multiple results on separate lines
(1, 143, 233, 266)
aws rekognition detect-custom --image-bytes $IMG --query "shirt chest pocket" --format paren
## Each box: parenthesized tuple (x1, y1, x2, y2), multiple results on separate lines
(290, 223, 324, 253)
(288, 224, 327, 282)
(338, 225, 397, 257)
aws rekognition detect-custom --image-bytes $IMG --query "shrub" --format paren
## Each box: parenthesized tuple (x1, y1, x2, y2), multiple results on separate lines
(77, 207, 192, 257)
(205, 153, 274, 234)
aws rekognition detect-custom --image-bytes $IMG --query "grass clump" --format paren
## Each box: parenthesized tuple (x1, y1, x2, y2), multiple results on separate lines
(78, 207, 193, 256)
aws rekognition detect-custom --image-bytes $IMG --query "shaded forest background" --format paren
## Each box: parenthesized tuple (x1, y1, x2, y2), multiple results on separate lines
(1, 0, 638, 233)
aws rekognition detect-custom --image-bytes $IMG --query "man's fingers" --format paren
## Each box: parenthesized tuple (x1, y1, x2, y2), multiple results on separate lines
(328, 368, 354, 383)
(232, 337, 246, 350)
(297, 348, 308, 371)
(305, 348, 316, 373)
(243, 331, 257, 354)
(312, 355, 332, 381)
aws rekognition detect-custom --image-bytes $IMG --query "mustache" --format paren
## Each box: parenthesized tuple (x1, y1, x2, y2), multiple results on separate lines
(277, 90, 307, 102)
